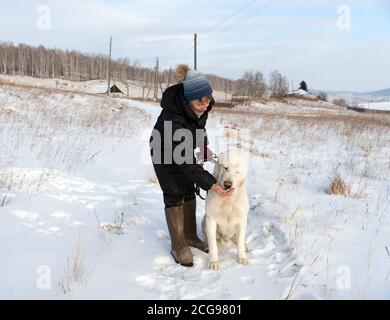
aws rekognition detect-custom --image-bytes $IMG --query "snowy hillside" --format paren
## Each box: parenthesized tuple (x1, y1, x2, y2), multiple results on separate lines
(0, 75, 232, 102)
(1, 79, 390, 299)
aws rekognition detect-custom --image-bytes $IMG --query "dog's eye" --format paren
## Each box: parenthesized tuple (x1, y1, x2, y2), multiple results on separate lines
(223, 166, 229, 171)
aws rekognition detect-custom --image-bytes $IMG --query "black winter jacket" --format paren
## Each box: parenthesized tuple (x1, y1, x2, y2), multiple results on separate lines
(150, 83, 217, 196)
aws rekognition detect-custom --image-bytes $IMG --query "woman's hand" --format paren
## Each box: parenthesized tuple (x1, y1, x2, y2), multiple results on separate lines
(211, 184, 235, 197)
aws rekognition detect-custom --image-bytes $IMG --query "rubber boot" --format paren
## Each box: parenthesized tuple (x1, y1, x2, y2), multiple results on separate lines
(183, 199, 209, 253)
(165, 206, 193, 267)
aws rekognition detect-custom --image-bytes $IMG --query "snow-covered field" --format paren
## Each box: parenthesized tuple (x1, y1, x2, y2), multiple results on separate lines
(1, 78, 390, 300)
(234, 98, 346, 116)
(360, 101, 390, 111)
(0, 74, 231, 102)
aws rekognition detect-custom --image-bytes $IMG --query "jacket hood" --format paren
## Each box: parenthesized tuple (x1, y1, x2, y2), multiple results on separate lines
(160, 83, 214, 125)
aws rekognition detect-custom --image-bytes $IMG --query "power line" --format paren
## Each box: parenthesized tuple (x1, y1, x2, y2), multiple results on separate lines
(159, 37, 194, 60)
(200, 0, 259, 35)
(158, 0, 282, 68)
(232, 0, 281, 30)
(160, 0, 261, 64)
(200, 0, 281, 41)
(168, 42, 194, 61)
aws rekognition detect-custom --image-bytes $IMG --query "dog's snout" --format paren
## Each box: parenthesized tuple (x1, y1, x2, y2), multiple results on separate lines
(223, 181, 233, 190)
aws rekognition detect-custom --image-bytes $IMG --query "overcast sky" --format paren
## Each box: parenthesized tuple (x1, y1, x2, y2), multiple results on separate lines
(0, 0, 389, 91)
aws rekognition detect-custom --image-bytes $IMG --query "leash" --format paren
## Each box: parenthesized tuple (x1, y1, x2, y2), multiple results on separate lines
(195, 184, 207, 200)
(195, 152, 219, 201)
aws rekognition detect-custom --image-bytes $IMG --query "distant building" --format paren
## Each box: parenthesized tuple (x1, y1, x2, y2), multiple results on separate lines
(106, 82, 129, 97)
(286, 89, 318, 100)
(231, 92, 250, 103)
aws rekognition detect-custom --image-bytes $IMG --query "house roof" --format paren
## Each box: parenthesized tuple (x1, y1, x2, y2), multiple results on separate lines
(106, 81, 128, 94)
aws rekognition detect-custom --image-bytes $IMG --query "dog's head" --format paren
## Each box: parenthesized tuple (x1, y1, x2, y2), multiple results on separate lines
(214, 149, 248, 191)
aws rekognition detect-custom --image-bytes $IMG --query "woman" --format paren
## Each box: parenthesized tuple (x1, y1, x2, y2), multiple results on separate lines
(149, 64, 234, 267)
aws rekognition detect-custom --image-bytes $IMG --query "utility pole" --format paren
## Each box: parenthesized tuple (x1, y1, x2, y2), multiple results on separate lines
(194, 33, 197, 70)
(154, 57, 159, 101)
(225, 80, 228, 102)
(167, 66, 172, 88)
(291, 80, 294, 92)
(107, 36, 112, 96)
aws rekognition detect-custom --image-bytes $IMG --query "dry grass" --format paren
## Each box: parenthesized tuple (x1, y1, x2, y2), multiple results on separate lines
(213, 104, 390, 183)
(212, 99, 389, 299)
(0, 78, 102, 97)
(0, 170, 12, 207)
(325, 175, 352, 196)
(100, 212, 125, 235)
(0, 83, 150, 174)
(212, 104, 390, 128)
(57, 236, 85, 294)
(0, 168, 56, 206)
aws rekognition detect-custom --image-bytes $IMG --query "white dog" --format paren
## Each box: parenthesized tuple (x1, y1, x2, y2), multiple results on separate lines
(202, 149, 249, 270)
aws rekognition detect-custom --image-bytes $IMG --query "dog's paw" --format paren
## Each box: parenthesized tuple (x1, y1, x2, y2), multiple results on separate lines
(239, 257, 249, 265)
(208, 260, 220, 270)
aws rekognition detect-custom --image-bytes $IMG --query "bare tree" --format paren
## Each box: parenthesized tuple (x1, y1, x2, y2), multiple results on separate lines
(238, 70, 267, 99)
(332, 98, 347, 107)
(318, 91, 328, 102)
(269, 70, 289, 99)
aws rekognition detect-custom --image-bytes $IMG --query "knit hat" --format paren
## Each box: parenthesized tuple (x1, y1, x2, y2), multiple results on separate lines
(176, 64, 213, 102)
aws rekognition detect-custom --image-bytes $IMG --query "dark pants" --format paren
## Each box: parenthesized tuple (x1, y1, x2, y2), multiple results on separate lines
(150, 137, 197, 208)
(163, 192, 196, 208)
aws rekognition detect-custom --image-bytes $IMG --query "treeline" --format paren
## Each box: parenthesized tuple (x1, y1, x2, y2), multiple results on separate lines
(0, 41, 292, 98)
(0, 41, 238, 92)
(0, 41, 154, 82)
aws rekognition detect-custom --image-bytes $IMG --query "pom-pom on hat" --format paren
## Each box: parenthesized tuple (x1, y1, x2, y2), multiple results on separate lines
(175, 64, 213, 102)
